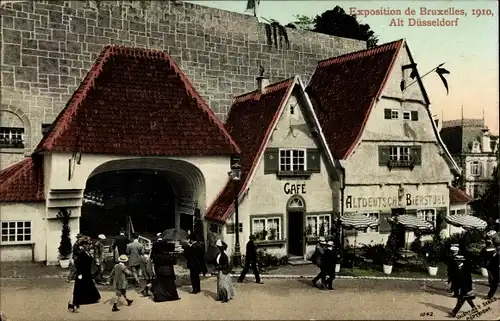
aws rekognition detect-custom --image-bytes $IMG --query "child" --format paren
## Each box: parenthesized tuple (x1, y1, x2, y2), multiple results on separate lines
(108, 255, 134, 312)
(140, 254, 155, 296)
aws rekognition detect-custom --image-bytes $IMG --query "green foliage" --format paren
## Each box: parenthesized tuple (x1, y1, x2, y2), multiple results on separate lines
(261, 18, 290, 49)
(422, 235, 444, 266)
(287, 6, 379, 48)
(359, 243, 385, 265)
(243, 249, 288, 270)
(57, 209, 72, 259)
(473, 152, 499, 228)
(192, 208, 205, 244)
(285, 15, 314, 30)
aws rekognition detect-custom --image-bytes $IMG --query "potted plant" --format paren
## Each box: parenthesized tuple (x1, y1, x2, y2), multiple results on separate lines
(382, 246, 395, 275)
(57, 209, 72, 268)
(425, 240, 442, 276)
(268, 227, 277, 241)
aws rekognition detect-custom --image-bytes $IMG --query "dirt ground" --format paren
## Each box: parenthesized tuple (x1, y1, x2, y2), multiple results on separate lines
(1, 277, 498, 320)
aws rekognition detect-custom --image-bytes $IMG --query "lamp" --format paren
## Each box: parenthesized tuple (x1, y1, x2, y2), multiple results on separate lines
(228, 162, 242, 267)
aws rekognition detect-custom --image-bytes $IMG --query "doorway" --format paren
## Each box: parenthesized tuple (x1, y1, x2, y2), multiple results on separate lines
(288, 211, 304, 256)
(286, 195, 306, 257)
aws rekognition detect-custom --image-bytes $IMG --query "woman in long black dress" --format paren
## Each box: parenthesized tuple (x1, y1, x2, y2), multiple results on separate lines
(151, 241, 180, 302)
(68, 238, 101, 313)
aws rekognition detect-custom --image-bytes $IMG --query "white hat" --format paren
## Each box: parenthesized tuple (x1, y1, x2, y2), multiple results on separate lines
(118, 254, 129, 263)
(327, 240, 334, 246)
(216, 239, 223, 247)
(318, 236, 326, 244)
(450, 246, 459, 252)
(157, 232, 162, 237)
(98, 234, 106, 240)
(487, 230, 497, 237)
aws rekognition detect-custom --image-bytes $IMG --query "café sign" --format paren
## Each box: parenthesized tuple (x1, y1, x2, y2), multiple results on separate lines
(283, 182, 306, 195)
(345, 193, 446, 209)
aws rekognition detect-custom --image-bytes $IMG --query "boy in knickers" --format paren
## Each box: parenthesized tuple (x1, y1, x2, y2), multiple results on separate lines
(108, 255, 134, 312)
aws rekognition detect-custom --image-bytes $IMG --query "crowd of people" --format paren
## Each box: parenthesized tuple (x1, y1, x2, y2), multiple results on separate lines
(65, 230, 250, 313)
(64, 228, 498, 315)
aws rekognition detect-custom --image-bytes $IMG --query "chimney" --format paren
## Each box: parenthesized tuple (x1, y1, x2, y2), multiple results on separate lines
(481, 128, 492, 153)
(256, 65, 269, 93)
(256, 76, 269, 93)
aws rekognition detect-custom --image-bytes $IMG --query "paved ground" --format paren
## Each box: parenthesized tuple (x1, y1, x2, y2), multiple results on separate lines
(1, 277, 498, 320)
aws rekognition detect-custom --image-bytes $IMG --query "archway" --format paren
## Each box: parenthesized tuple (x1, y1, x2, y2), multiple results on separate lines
(286, 195, 306, 257)
(80, 158, 206, 244)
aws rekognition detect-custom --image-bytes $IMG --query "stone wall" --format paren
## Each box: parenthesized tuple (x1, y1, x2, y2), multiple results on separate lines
(0, 0, 365, 168)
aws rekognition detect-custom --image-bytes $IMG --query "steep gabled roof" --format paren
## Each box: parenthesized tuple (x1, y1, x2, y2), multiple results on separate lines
(449, 186, 473, 205)
(205, 77, 296, 222)
(307, 40, 403, 159)
(34, 45, 240, 156)
(0, 157, 44, 202)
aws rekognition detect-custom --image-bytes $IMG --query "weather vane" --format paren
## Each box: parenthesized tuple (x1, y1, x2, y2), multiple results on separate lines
(259, 65, 265, 77)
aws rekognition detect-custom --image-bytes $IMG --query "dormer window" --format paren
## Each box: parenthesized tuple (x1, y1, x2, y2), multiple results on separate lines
(471, 141, 481, 153)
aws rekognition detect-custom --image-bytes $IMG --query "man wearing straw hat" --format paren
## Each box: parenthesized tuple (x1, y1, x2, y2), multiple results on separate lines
(108, 254, 134, 312)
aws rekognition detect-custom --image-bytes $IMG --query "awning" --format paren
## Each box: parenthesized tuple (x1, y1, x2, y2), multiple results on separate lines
(445, 215, 487, 230)
(340, 214, 379, 230)
(388, 214, 433, 231)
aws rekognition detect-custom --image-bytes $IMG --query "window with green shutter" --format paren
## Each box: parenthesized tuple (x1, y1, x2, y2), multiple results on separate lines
(378, 146, 390, 166)
(264, 148, 279, 174)
(384, 109, 392, 119)
(410, 145, 422, 165)
(379, 213, 392, 233)
(411, 111, 418, 121)
(306, 149, 321, 173)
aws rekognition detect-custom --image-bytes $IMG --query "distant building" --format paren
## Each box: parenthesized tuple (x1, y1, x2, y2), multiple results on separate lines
(440, 119, 499, 199)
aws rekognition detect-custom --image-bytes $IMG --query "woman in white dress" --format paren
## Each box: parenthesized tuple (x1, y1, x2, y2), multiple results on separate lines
(215, 239, 235, 303)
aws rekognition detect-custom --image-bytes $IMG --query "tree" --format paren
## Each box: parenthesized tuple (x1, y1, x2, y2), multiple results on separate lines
(192, 208, 205, 244)
(285, 15, 314, 30)
(474, 153, 499, 228)
(287, 6, 379, 48)
(57, 209, 72, 260)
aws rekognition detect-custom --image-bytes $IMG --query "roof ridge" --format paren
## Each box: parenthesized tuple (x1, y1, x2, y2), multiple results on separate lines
(318, 39, 404, 68)
(233, 77, 295, 103)
(35, 45, 241, 155)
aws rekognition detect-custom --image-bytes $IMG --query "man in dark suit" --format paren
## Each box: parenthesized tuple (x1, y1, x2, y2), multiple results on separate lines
(111, 230, 129, 263)
(238, 235, 262, 284)
(186, 235, 207, 294)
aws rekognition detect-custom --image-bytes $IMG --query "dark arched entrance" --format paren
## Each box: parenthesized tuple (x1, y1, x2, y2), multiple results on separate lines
(81, 170, 175, 239)
(287, 195, 306, 257)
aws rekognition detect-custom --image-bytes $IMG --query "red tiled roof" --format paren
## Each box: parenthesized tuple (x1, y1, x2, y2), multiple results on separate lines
(449, 186, 473, 205)
(205, 77, 296, 222)
(0, 157, 44, 202)
(35, 45, 240, 156)
(307, 40, 404, 159)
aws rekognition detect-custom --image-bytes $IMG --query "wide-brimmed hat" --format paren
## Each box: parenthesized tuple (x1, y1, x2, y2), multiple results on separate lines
(98, 234, 106, 240)
(327, 240, 334, 246)
(318, 236, 326, 244)
(450, 246, 459, 252)
(118, 254, 129, 263)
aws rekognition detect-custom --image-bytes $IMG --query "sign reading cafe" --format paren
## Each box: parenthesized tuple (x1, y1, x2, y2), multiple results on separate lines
(345, 193, 446, 209)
